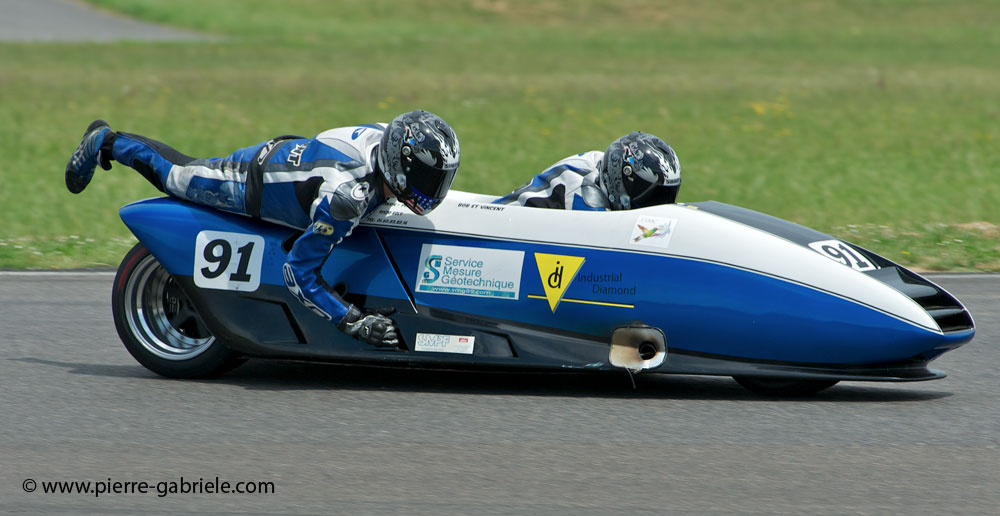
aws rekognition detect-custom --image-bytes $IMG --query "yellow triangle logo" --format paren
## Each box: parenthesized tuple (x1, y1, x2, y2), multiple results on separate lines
(534, 253, 586, 312)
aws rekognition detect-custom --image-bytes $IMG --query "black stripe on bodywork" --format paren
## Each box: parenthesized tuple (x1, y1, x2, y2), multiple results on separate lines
(688, 201, 833, 246)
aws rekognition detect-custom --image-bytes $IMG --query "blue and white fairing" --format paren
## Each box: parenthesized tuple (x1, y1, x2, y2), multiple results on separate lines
(120, 191, 975, 380)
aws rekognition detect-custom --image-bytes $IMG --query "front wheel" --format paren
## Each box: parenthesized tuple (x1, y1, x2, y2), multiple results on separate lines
(733, 376, 839, 396)
(112, 244, 244, 378)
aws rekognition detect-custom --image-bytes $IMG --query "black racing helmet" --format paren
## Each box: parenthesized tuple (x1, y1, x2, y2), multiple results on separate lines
(378, 110, 460, 215)
(601, 131, 681, 210)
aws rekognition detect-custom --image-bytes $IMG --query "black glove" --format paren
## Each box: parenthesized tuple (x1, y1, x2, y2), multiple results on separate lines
(337, 305, 399, 348)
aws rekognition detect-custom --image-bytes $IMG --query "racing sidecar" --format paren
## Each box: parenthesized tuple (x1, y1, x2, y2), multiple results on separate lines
(112, 191, 975, 395)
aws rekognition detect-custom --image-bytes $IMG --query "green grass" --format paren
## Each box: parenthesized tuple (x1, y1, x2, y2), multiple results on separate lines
(1, 0, 997, 270)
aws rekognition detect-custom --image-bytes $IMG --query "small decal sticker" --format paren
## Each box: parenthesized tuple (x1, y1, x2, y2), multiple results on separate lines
(414, 333, 475, 354)
(808, 240, 879, 271)
(287, 143, 308, 166)
(256, 139, 277, 165)
(312, 222, 335, 235)
(350, 182, 369, 201)
(629, 215, 677, 249)
(193, 231, 265, 292)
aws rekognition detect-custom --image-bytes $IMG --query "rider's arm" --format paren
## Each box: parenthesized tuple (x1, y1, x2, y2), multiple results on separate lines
(283, 189, 399, 347)
(282, 195, 356, 324)
(571, 188, 610, 211)
(493, 152, 608, 210)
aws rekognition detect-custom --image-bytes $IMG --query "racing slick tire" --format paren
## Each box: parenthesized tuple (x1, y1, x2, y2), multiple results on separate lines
(733, 376, 839, 396)
(112, 243, 245, 378)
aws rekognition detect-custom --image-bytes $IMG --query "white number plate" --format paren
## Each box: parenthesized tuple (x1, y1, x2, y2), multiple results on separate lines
(808, 240, 878, 272)
(193, 231, 265, 291)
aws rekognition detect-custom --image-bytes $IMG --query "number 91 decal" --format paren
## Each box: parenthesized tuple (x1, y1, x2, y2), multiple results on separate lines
(193, 231, 265, 291)
(808, 240, 879, 272)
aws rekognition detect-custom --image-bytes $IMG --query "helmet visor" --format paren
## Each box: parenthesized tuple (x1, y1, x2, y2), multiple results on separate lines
(397, 158, 458, 215)
(630, 183, 678, 208)
(406, 158, 458, 200)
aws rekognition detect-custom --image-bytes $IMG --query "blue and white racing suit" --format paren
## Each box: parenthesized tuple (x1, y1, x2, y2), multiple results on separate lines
(110, 124, 388, 324)
(493, 151, 610, 210)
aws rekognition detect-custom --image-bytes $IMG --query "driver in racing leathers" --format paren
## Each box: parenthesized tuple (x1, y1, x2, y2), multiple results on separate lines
(65, 110, 460, 349)
(494, 131, 680, 211)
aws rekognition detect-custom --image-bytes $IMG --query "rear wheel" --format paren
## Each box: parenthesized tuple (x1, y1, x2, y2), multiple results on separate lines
(112, 244, 244, 378)
(733, 376, 839, 396)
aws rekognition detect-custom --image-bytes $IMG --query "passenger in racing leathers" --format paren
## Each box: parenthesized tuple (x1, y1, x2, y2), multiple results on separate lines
(494, 131, 680, 211)
(65, 110, 460, 349)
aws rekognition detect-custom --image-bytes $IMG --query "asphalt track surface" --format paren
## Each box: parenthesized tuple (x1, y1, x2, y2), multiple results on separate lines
(1, 272, 997, 515)
(0, 0, 206, 42)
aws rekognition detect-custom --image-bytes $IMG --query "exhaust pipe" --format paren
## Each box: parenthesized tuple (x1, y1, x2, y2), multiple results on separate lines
(609, 323, 667, 373)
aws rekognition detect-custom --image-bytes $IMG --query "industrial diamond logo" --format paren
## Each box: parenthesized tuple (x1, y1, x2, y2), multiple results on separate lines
(533, 253, 586, 312)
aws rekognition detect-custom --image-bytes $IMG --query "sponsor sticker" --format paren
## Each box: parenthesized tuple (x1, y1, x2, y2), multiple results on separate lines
(528, 253, 635, 312)
(575, 271, 637, 297)
(414, 333, 476, 354)
(629, 215, 677, 249)
(416, 244, 524, 299)
(534, 253, 585, 312)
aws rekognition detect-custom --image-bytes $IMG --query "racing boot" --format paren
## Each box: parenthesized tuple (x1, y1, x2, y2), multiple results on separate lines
(65, 120, 114, 194)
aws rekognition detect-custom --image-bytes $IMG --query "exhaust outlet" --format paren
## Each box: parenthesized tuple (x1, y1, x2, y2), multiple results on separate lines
(638, 341, 658, 361)
(609, 324, 667, 373)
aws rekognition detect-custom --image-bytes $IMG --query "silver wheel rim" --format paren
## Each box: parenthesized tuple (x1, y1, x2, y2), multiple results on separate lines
(124, 254, 215, 360)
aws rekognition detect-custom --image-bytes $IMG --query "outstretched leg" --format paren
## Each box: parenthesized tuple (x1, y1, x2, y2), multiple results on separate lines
(65, 120, 272, 216)
(65, 120, 195, 195)
(110, 131, 196, 193)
